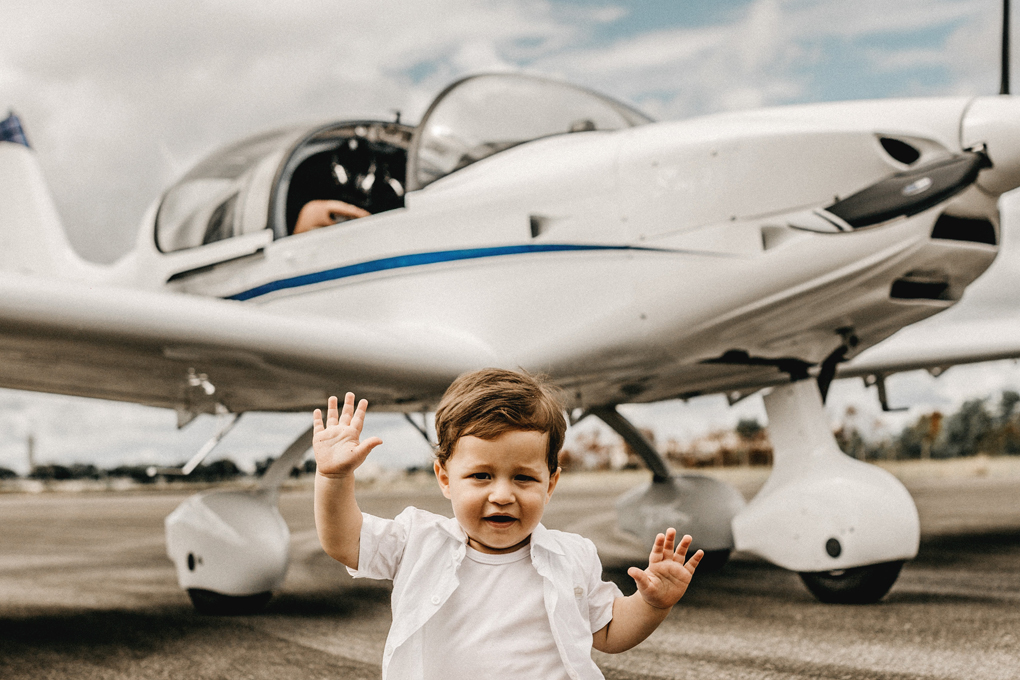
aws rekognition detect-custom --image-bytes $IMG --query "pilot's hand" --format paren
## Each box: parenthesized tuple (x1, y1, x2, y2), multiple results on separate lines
(312, 393, 383, 478)
(627, 529, 703, 610)
(294, 200, 370, 234)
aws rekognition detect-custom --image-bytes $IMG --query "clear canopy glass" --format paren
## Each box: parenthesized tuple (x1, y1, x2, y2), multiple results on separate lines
(156, 129, 295, 252)
(407, 74, 652, 191)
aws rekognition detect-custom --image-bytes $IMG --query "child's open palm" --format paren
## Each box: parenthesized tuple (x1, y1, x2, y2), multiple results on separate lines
(628, 529, 703, 610)
(312, 393, 383, 478)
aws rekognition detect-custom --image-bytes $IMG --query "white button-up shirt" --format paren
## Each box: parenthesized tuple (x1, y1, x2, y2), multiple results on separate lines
(349, 507, 622, 680)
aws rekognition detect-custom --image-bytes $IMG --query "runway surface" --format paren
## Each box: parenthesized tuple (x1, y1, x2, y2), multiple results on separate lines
(1, 464, 1018, 679)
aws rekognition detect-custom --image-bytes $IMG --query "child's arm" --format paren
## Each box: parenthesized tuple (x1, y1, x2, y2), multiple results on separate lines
(313, 393, 383, 569)
(592, 529, 702, 654)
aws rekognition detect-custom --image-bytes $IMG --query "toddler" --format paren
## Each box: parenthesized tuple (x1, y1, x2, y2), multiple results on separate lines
(313, 368, 702, 679)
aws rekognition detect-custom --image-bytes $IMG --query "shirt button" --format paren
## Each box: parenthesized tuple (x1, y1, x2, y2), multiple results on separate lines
(574, 586, 584, 597)
(431, 595, 440, 605)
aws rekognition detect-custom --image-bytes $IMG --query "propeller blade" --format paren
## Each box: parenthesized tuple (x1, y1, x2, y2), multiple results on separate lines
(1002, 0, 1011, 95)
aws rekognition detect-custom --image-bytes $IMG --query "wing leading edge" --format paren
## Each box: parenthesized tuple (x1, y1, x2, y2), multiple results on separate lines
(5, 268, 1019, 417)
(0, 271, 497, 414)
(838, 313, 1020, 380)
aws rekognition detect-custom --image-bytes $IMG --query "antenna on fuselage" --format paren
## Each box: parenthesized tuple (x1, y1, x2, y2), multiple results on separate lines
(1002, 0, 1011, 94)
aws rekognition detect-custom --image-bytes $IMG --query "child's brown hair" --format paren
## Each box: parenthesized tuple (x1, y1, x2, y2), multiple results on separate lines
(434, 368, 566, 473)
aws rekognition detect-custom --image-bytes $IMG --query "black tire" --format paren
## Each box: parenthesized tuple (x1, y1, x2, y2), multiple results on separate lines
(694, 548, 731, 572)
(187, 588, 272, 615)
(798, 560, 904, 604)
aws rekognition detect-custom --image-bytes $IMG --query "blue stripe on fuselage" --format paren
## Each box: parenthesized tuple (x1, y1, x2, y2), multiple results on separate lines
(225, 243, 670, 301)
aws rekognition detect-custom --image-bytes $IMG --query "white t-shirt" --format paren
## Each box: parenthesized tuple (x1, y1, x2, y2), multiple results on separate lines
(422, 544, 570, 680)
(349, 507, 623, 680)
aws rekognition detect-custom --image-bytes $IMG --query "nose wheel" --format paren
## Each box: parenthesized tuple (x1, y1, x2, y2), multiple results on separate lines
(165, 426, 316, 614)
(188, 588, 273, 615)
(798, 560, 905, 604)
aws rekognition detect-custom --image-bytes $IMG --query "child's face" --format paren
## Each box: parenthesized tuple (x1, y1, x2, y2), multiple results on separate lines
(434, 429, 560, 554)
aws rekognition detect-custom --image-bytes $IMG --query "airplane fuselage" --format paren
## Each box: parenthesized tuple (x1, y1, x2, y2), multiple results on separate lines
(99, 93, 1014, 410)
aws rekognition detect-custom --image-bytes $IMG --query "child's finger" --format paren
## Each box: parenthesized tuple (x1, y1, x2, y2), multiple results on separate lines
(686, 549, 704, 571)
(326, 396, 340, 427)
(339, 392, 355, 426)
(628, 566, 651, 591)
(663, 528, 676, 556)
(648, 532, 665, 564)
(313, 409, 324, 434)
(350, 398, 370, 432)
(354, 436, 383, 458)
(673, 534, 692, 562)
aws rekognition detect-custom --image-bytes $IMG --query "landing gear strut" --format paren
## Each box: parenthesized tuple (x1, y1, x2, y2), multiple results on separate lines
(590, 406, 746, 564)
(165, 424, 315, 614)
(732, 381, 919, 603)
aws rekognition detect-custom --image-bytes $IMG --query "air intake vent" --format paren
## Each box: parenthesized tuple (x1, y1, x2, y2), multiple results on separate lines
(879, 137, 921, 165)
(890, 279, 949, 300)
(931, 214, 997, 245)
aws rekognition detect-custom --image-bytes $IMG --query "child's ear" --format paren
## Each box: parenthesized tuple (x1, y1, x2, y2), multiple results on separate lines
(545, 467, 561, 503)
(434, 460, 452, 499)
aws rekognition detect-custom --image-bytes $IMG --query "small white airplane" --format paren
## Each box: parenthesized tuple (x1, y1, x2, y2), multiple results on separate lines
(3, 66, 1020, 612)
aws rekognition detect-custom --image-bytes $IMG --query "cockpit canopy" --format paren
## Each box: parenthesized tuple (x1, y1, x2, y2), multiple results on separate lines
(155, 73, 651, 252)
(155, 129, 300, 253)
(406, 73, 652, 191)
(276, 122, 412, 236)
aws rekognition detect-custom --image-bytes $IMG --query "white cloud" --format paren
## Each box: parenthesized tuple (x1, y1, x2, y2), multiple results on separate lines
(783, 0, 983, 39)
(865, 47, 950, 73)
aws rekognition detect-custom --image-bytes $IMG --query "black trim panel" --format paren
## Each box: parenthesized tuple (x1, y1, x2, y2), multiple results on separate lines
(828, 152, 989, 229)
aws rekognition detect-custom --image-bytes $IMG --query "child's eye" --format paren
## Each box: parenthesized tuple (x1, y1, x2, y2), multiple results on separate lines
(469, 472, 490, 480)
(515, 475, 537, 482)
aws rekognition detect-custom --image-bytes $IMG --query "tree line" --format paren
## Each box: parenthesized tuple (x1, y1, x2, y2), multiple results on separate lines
(835, 390, 1020, 461)
(0, 457, 318, 483)
(562, 390, 1020, 470)
(5, 391, 1018, 480)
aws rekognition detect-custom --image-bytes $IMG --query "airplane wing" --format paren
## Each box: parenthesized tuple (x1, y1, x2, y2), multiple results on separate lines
(6, 262, 1019, 419)
(0, 271, 497, 416)
(838, 311, 1020, 379)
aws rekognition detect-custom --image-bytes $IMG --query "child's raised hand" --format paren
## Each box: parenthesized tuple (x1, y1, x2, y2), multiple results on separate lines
(312, 393, 383, 479)
(627, 529, 703, 610)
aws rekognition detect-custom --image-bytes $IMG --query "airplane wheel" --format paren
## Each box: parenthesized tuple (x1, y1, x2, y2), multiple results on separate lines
(798, 560, 904, 604)
(694, 548, 730, 572)
(187, 588, 272, 615)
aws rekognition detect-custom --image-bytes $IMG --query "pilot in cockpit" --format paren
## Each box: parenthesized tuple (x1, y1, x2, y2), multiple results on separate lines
(288, 133, 407, 235)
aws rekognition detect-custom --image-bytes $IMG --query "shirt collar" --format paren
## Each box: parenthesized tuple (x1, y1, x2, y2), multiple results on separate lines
(438, 514, 467, 543)
(530, 523, 565, 555)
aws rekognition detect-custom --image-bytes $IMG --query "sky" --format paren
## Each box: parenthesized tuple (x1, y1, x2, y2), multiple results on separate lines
(2, 0, 1020, 475)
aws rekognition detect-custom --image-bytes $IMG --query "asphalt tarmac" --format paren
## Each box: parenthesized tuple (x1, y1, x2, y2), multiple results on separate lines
(1, 465, 1018, 679)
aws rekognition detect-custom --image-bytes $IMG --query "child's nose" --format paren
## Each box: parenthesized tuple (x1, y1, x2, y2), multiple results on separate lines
(488, 480, 515, 504)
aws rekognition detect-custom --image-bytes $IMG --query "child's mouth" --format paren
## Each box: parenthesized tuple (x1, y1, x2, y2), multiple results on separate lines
(484, 515, 516, 525)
